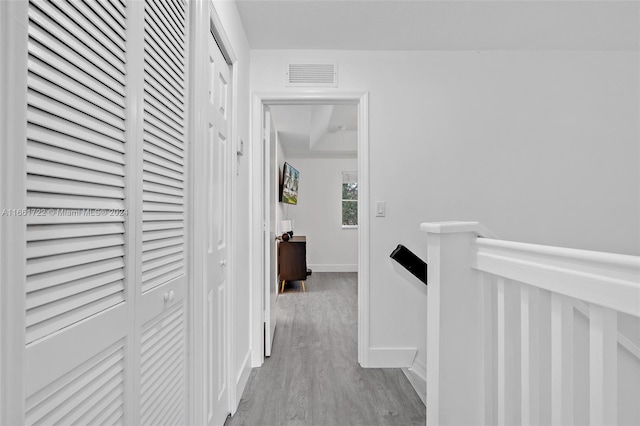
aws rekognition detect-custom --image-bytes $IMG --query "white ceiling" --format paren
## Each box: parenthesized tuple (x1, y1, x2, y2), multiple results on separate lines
(235, 1, 639, 51)
(246, 1, 638, 158)
(270, 104, 358, 158)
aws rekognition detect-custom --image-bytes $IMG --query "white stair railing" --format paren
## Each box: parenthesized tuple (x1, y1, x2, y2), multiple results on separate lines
(422, 222, 640, 426)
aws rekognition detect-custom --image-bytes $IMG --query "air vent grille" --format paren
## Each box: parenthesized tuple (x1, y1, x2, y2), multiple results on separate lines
(286, 63, 337, 87)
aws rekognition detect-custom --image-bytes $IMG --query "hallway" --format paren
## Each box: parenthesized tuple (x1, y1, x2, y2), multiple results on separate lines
(225, 273, 425, 426)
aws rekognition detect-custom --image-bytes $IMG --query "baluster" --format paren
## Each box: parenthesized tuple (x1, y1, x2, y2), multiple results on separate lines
(481, 272, 496, 425)
(537, 290, 552, 425)
(497, 277, 521, 425)
(551, 293, 574, 425)
(521, 285, 540, 426)
(589, 305, 617, 425)
(497, 278, 506, 426)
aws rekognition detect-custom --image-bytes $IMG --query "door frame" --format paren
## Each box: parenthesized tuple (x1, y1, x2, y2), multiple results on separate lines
(189, 1, 238, 423)
(0, 1, 28, 423)
(250, 92, 370, 367)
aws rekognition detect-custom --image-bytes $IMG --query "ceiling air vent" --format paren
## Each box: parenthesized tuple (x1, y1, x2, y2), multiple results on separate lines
(286, 63, 338, 87)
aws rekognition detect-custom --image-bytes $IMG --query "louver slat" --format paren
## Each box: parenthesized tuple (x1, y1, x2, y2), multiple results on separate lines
(140, 305, 185, 424)
(28, 11, 125, 94)
(27, 91, 125, 141)
(28, 57, 125, 119)
(141, 0, 186, 294)
(27, 41, 125, 108)
(149, 0, 185, 44)
(163, 0, 186, 19)
(143, 54, 184, 108)
(25, 342, 125, 425)
(28, 107, 125, 153)
(27, 154, 125, 187)
(26, 281, 124, 328)
(25, 0, 127, 345)
(27, 126, 125, 166)
(144, 11, 184, 74)
(64, 1, 126, 53)
(144, 80, 185, 126)
(30, 1, 125, 73)
(144, 50, 184, 102)
(92, 0, 127, 31)
(28, 73, 124, 130)
(26, 268, 125, 309)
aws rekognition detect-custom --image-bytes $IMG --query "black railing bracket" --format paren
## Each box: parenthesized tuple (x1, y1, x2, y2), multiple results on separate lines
(390, 244, 428, 285)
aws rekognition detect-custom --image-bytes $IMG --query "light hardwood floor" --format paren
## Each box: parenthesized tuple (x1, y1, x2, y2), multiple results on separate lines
(225, 272, 426, 426)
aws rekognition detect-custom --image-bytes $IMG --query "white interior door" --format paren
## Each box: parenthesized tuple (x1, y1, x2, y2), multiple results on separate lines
(22, 1, 133, 423)
(264, 109, 277, 356)
(205, 29, 230, 426)
(16, 0, 190, 424)
(138, 0, 189, 424)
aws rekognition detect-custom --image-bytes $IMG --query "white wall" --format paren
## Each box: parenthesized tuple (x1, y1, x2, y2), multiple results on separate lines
(274, 129, 287, 232)
(210, 0, 252, 411)
(250, 50, 640, 375)
(283, 157, 358, 272)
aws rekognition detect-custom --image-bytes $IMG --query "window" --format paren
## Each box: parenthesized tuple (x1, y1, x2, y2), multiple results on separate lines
(342, 171, 358, 227)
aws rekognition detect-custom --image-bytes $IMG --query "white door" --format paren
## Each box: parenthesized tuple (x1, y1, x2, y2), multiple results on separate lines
(205, 30, 230, 425)
(264, 109, 277, 356)
(22, 1, 133, 424)
(16, 0, 190, 424)
(138, 0, 189, 424)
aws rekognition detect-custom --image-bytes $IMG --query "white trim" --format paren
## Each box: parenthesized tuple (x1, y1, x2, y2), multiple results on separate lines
(250, 93, 263, 367)
(188, 1, 206, 424)
(124, 1, 145, 424)
(420, 220, 498, 238)
(233, 348, 252, 415)
(250, 92, 370, 368)
(307, 264, 358, 273)
(0, 2, 27, 423)
(368, 347, 417, 368)
(357, 93, 370, 367)
(208, 0, 237, 65)
(341, 225, 358, 230)
(474, 237, 640, 316)
(226, 42, 241, 424)
(402, 356, 427, 406)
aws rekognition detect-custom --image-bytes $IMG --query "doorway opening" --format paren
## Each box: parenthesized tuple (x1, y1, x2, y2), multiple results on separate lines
(250, 93, 370, 368)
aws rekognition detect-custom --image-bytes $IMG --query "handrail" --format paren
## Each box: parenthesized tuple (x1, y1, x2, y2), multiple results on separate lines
(473, 237, 640, 317)
(421, 221, 640, 426)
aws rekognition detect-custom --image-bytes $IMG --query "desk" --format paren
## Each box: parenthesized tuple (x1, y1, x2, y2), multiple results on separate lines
(278, 236, 307, 293)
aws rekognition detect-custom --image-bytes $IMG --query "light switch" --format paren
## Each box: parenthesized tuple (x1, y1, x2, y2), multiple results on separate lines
(376, 201, 386, 217)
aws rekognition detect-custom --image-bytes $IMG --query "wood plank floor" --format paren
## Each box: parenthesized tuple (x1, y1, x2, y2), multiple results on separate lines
(225, 272, 426, 426)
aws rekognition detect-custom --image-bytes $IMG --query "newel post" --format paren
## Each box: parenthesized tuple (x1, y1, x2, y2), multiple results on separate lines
(421, 222, 488, 426)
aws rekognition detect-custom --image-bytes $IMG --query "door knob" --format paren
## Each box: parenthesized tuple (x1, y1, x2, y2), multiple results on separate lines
(164, 290, 175, 302)
(220, 259, 227, 266)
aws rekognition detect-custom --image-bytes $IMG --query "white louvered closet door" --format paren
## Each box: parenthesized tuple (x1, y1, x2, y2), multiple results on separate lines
(138, 0, 189, 425)
(25, 0, 129, 424)
(22, 0, 190, 424)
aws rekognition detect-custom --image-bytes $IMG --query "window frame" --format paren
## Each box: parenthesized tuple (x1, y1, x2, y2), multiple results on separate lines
(341, 171, 358, 228)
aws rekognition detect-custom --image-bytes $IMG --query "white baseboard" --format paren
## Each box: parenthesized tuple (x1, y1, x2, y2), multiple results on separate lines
(307, 264, 358, 273)
(367, 347, 417, 368)
(402, 357, 426, 405)
(234, 348, 252, 412)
